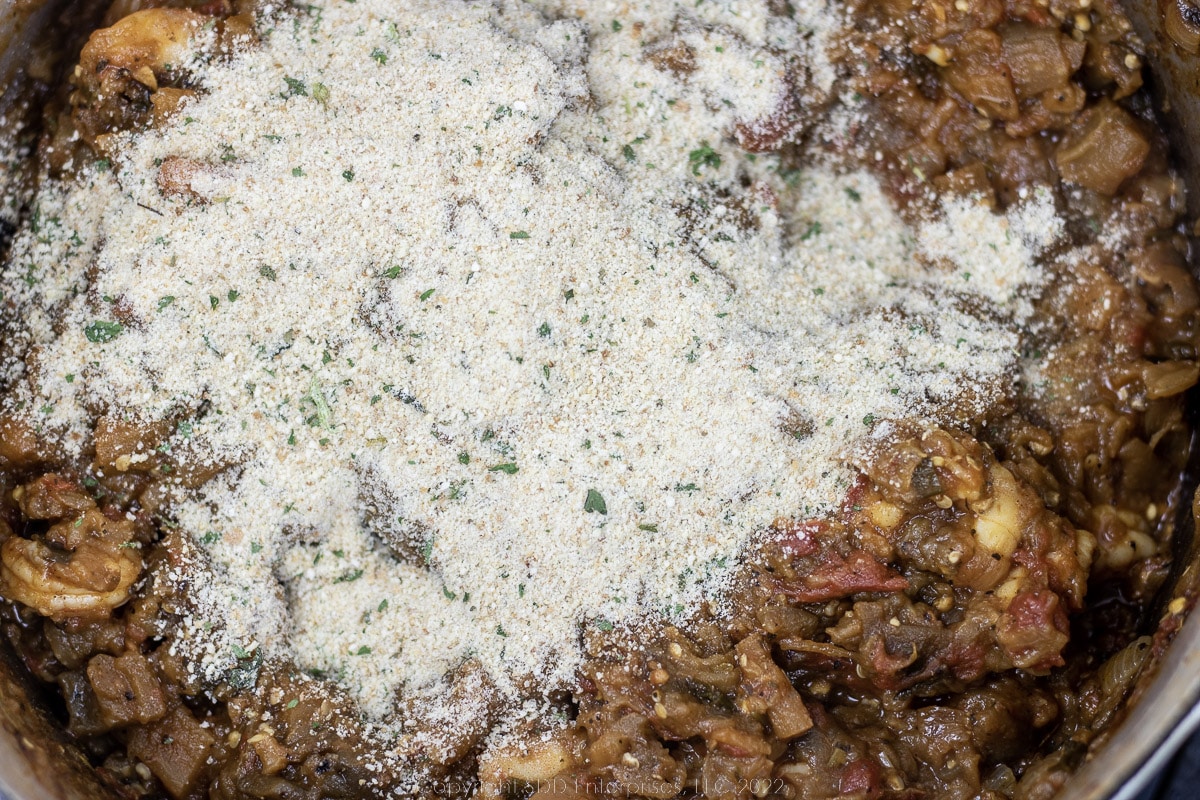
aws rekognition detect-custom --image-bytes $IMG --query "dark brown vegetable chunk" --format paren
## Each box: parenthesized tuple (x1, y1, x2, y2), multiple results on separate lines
(126, 705, 216, 798)
(87, 652, 167, 729)
(1055, 100, 1151, 194)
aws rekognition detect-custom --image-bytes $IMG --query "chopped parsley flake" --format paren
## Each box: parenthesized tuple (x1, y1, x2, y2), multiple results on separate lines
(334, 568, 364, 584)
(307, 378, 333, 429)
(282, 76, 307, 97)
(84, 321, 123, 343)
(688, 142, 721, 176)
(584, 488, 607, 515)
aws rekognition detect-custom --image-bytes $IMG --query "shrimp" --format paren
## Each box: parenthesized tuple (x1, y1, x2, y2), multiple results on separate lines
(72, 8, 212, 147)
(0, 508, 142, 620)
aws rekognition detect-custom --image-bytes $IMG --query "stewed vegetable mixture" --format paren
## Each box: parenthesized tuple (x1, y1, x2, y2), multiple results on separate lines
(0, 0, 1198, 798)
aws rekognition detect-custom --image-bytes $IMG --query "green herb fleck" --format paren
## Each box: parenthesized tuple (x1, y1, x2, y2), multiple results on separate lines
(157, 296, 176, 312)
(489, 462, 519, 475)
(419, 288, 435, 301)
(800, 221, 822, 241)
(259, 265, 278, 281)
(584, 488, 607, 515)
(537, 322, 551, 338)
(510, 230, 530, 240)
(370, 47, 388, 65)
(335, 569, 364, 584)
(282, 76, 307, 97)
(594, 618, 614, 632)
(688, 142, 721, 176)
(638, 523, 658, 532)
(308, 378, 333, 429)
(342, 168, 355, 182)
(458, 452, 470, 465)
(84, 321, 123, 343)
